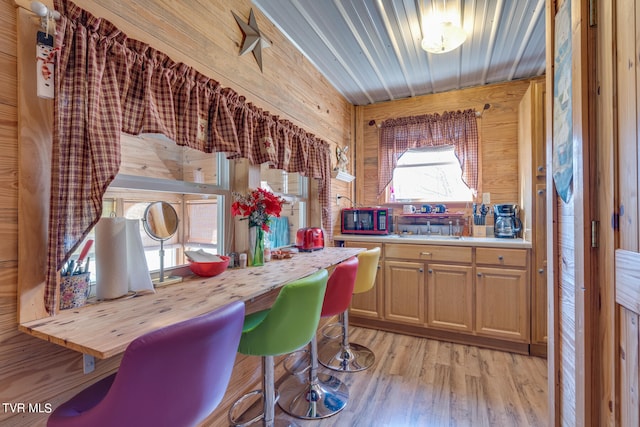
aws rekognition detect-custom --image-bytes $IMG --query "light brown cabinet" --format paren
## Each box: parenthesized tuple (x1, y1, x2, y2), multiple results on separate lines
(426, 263, 473, 332)
(384, 260, 425, 324)
(475, 247, 530, 342)
(385, 244, 473, 332)
(342, 238, 531, 354)
(344, 241, 384, 319)
(518, 77, 547, 356)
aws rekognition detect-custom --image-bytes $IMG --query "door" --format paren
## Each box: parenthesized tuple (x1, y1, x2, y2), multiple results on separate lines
(547, 0, 597, 425)
(384, 260, 424, 324)
(426, 263, 472, 332)
(475, 266, 529, 341)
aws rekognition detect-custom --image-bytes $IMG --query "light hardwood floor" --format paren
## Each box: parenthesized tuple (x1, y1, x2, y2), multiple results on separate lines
(270, 327, 548, 427)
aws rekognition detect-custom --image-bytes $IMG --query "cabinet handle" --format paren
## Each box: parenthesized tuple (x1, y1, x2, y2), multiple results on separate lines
(537, 189, 545, 195)
(377, 265, 381, 269)
(420, 252, 432, 256)
(419, 268, 424, 273)
(428, 269, 433, 274)
(538, 268, 545, 274)
(498, 255, 504, 261)
(477, 272, 482, 277)
(537, 166, 545, 172)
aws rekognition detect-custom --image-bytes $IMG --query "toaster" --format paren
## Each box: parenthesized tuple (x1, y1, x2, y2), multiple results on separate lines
(296, 227, 325, 251)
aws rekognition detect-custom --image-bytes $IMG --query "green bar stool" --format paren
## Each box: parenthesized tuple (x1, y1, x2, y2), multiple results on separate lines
(318, 247, 381, 372)
(228, 269, 328, 427)
(277, 256, 358, 420)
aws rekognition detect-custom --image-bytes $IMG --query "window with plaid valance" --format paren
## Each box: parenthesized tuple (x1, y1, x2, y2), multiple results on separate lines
(377, 109, 479, 197)
(46, 0, 332, 313)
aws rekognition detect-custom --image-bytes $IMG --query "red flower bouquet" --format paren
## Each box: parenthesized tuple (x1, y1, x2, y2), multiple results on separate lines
(231, 188, 285, 232)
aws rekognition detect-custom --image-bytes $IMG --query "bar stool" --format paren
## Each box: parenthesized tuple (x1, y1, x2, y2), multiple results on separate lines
(318, 247, 381, 372)
(278, 256, 359, 419)
(47, 301, 245, 427)
(228, 269, 328, 427)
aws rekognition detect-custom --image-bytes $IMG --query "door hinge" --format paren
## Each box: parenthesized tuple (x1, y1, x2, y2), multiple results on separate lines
(591, 220, 599, 248)
(589, 0, 597, 27)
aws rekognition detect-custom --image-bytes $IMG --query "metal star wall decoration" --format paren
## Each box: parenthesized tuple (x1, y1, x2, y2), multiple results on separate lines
(232, 9, 271, 72)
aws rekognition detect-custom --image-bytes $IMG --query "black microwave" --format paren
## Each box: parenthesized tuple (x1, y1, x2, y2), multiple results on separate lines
(341, 208, 392, 235)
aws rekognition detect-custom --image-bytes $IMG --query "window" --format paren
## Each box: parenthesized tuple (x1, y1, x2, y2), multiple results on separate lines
(391, 145, 473, 202)
(260, 164, 308, 248)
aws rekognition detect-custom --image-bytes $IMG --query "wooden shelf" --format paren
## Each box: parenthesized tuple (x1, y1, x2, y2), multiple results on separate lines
(331, 169, 355, 182)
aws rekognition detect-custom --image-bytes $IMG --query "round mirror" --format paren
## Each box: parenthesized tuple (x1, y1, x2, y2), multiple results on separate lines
(142, 201, 179, 241)
(142, 202, 179, 285)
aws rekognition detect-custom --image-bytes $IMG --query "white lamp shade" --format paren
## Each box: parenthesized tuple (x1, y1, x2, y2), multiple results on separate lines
(421, 21, 467, 54)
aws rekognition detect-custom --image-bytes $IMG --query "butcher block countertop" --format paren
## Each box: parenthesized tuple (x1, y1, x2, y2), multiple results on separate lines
(334, 234, 532, 249)
(19, 247, 363, 359)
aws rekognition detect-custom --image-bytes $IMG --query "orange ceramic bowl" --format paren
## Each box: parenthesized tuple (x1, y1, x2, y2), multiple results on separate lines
(188, 256, 230, 277)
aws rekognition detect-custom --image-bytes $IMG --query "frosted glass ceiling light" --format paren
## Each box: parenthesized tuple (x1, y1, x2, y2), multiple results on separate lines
(421, 21, 467, 54)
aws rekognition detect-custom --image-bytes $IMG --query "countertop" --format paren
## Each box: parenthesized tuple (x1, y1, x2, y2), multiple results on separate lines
(334, 234, 532, 249)
(19, 247, 363, 359)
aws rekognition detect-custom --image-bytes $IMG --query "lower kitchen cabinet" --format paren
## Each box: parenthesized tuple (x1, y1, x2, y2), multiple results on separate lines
(345, 241, 384, 319)
(384, 260, 425, 324)
(341, 238, 532, 354)
(475, 266, 529, 342)
(426, 263, 473, 332)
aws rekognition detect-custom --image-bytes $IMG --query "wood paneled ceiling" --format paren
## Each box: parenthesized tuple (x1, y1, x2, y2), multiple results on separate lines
(252, 0, 546, 105)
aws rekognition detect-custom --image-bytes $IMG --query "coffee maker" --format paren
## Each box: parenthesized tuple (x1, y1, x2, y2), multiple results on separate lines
(493, 204, 522, 238)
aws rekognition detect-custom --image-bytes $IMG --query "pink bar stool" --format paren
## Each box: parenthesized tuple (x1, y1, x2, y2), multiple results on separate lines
(47, 301, 245, 427)
(278, 256, 359, 419)
(318, 247, 381, 372)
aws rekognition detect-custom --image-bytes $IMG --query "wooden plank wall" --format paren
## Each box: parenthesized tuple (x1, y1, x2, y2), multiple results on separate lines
(1, 0, 353, 425)
(595, 0, 616, 425)
(354, 79, 532, 213)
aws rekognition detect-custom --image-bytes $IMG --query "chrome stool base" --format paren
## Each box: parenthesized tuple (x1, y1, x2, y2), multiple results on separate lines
(317, 340, 375, 372)
(278, 372, 348, 419)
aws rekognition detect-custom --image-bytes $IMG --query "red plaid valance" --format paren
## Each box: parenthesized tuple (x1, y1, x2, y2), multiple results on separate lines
(378, 109, 479, 197)
(46, 0, 332, 313)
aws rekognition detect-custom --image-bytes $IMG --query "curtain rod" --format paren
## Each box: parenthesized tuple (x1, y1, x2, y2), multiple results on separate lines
(14, 0, 60, 19)
(369, 103, 491, 128)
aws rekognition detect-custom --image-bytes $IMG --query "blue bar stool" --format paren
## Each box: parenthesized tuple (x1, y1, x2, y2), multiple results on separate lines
(47, 301, 245, 427)
(278, 256, 359, 419)
(228, 269, 328, 427)
(318, 247, 381, 372)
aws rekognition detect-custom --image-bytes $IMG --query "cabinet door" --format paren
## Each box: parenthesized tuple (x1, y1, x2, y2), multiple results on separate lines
(426, 264, 473, 332)
(475, 266, 529, 342)
(384, 260, 424, 325)
(350, 263, 383, 319)
(345, 241, 383, 319)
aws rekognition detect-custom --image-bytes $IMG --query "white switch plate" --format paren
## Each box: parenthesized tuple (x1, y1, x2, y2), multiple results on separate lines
(482, 193, 490, 204)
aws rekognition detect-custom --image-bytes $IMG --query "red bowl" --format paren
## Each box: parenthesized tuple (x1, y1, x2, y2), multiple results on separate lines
(188, 256, 230, 277)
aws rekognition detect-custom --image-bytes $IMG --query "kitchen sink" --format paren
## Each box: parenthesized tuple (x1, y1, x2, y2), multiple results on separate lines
(391, 234, 463, 240)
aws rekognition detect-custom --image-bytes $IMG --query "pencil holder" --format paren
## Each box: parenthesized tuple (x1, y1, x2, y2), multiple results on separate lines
(59, 273, 90, 310)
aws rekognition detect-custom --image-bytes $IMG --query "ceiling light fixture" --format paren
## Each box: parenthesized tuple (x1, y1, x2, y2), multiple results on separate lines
(421, 21, 467, 54)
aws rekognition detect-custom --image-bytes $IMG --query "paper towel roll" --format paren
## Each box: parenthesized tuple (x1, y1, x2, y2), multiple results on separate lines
(126, 219, 154, 294)
(96, 217, 129, 299)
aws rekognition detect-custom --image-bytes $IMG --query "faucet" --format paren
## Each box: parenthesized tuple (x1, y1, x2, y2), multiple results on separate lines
(448, 220, 453, 236)
(426, 221, 431, 235)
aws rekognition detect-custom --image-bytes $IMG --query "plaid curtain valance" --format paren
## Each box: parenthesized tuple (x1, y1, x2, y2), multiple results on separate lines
(46, 0, 332, 313)
(377, 109, 479, 197)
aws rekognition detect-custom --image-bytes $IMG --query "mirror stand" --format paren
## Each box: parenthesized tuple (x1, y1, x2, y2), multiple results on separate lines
(154, 239, 183, 287)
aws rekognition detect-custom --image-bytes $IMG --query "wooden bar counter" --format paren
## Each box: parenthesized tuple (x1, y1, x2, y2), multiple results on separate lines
(19, 247, 363, 359)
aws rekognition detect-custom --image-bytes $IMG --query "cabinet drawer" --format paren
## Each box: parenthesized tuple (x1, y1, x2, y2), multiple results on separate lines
(476, 248, 528, 267)
(385, 243, 472, 263)
(344, 241, 383, 258)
